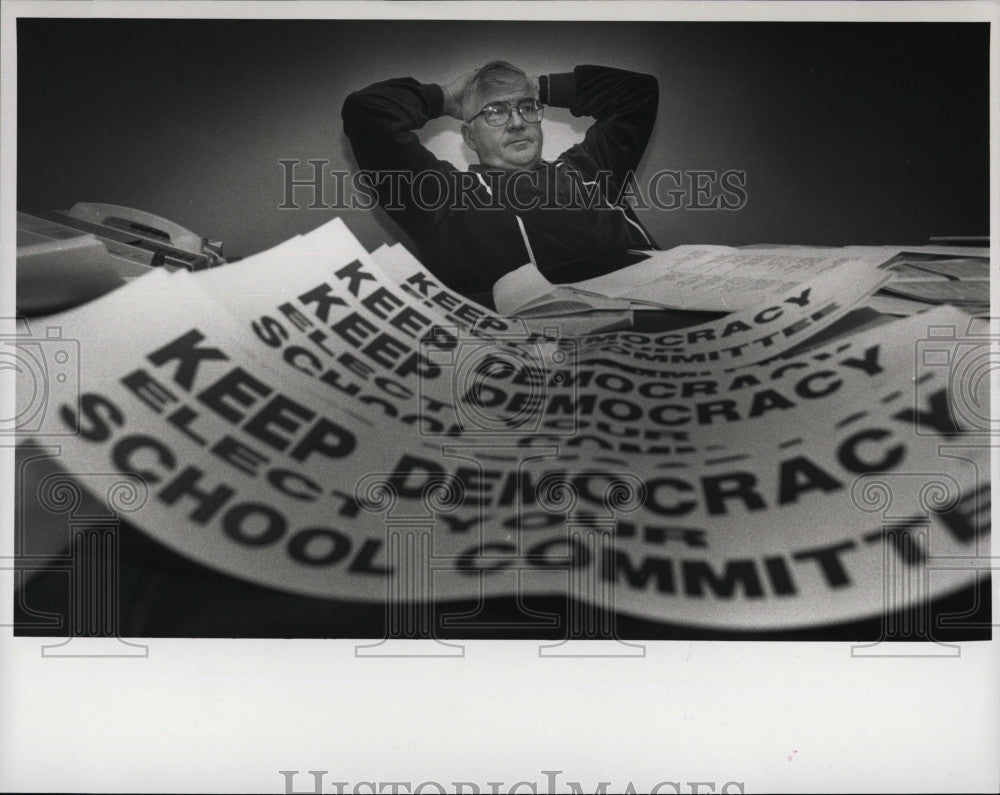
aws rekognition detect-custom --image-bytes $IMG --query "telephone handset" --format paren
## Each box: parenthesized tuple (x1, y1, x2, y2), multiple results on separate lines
(66, 203, 225, 266)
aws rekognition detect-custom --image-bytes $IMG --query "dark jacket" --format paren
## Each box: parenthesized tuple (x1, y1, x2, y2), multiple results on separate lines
(342, 65, 659, 308)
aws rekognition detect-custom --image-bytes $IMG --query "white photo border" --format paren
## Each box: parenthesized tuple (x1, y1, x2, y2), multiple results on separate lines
(1, 2, 998, 793)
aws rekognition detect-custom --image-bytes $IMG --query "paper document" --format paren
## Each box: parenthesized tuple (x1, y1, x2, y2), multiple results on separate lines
(881, 280, 988, 305)
(570, 245, 890, 311)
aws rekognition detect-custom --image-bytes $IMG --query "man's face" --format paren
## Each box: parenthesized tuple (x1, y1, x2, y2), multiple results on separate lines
(462, 79, 543, 171)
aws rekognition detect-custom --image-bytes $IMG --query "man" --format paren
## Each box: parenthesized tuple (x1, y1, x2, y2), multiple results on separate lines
(343, 63, 659, 308)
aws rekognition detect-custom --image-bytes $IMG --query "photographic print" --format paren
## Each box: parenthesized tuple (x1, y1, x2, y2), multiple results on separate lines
(2, 3, 997, 793)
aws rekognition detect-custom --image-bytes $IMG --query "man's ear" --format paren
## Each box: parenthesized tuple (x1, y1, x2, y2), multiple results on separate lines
(461, 123, 477, 152)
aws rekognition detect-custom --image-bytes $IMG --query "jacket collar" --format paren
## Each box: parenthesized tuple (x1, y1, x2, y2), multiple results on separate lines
(469, 160, 554, 176)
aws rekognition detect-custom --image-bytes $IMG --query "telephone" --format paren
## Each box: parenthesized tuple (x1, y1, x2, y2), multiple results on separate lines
(16, 203, 227, 314)
(50, 202, 224, 270)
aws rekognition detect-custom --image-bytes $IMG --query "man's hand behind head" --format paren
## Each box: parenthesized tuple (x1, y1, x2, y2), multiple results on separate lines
(440, 73, 473, 120)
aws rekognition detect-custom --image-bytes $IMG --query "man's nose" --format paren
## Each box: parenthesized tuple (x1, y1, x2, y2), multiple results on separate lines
(506, 108, 526, 129)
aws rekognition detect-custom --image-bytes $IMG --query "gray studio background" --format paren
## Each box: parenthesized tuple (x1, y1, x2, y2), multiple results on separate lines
(18, 20, 988, 260)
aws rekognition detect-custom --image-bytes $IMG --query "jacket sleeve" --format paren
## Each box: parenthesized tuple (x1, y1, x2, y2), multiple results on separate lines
(544, 65, 659, 191)
(341, 78, 458, 238)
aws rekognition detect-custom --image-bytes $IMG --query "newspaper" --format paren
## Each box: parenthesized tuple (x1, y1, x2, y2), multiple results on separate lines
(568, 245, 893, 311)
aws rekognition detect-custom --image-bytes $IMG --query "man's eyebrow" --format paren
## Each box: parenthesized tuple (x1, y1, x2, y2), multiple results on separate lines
(485, 96, 534, 106)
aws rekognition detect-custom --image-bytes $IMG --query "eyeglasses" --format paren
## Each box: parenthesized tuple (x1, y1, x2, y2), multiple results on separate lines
(468, 99, 544, 126)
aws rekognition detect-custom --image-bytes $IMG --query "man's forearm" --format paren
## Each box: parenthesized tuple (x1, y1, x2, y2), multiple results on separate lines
(543, 66, 658, 120)
(342, 78, 444, 149)
(341, 77, 457, 236)
(546, 65, 659, 182)
(538, 72, 575, 108)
